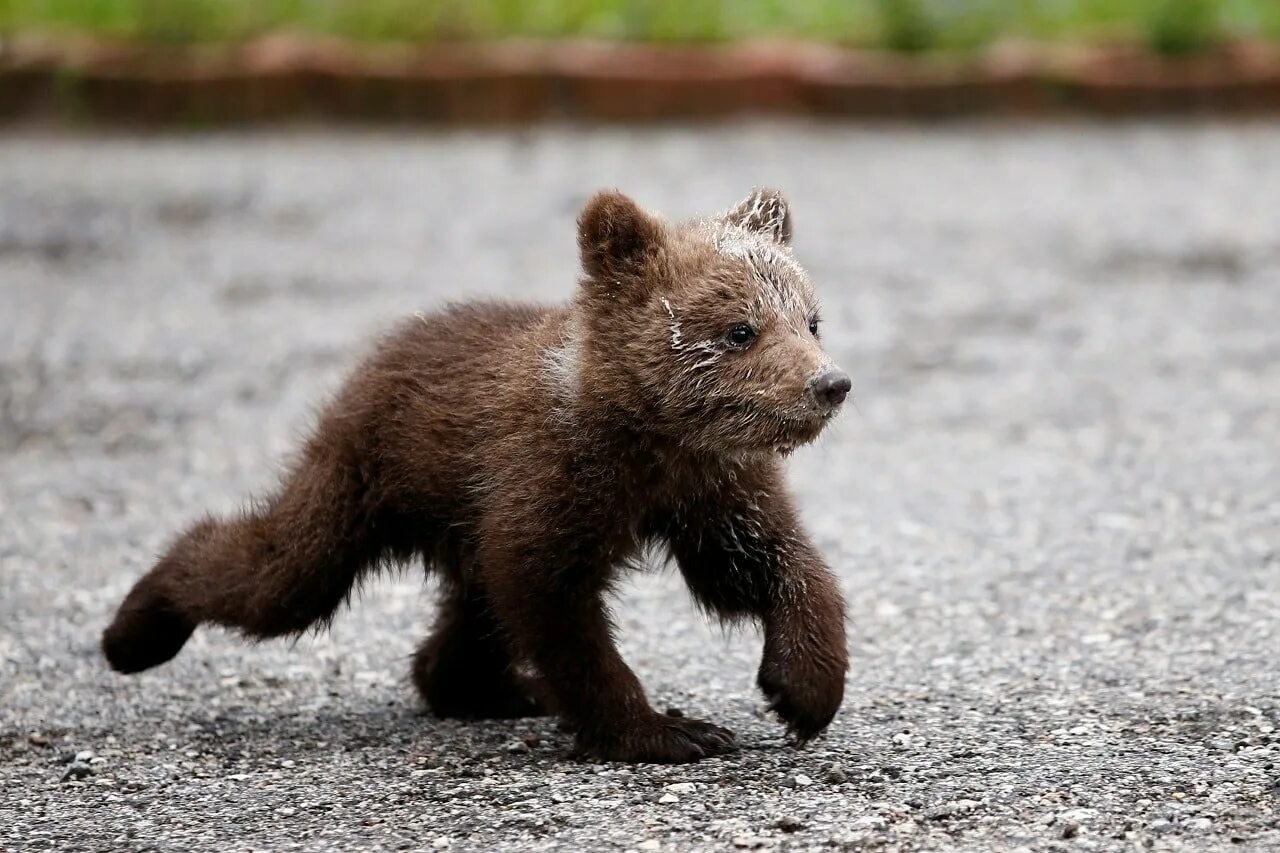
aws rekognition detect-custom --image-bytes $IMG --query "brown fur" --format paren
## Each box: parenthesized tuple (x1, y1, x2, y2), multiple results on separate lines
(103, 188, 851, 764)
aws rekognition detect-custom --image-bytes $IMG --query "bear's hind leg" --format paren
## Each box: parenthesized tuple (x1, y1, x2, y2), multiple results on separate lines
(412, 581, 549, 720)
(103, 442, 409, 674)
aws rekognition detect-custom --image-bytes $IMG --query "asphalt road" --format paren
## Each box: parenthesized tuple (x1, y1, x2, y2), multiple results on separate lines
(1, 122, 1278, 852)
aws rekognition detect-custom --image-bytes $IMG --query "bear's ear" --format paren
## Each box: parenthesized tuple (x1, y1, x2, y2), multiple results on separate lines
(720, 187, 792, 245)
(577, 190, 665, 282)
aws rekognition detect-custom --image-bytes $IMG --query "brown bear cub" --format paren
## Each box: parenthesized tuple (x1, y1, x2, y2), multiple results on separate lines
(103, 188, 851, 764)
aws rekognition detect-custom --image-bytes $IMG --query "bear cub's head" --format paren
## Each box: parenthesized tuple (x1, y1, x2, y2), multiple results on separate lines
(572, 188, 850, 456)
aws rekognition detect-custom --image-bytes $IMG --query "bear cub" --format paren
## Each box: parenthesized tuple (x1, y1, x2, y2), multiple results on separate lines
(103, 188, 851, 764)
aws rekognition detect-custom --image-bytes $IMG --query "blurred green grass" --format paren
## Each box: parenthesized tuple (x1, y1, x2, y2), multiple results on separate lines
(3, 0, 1279, 53)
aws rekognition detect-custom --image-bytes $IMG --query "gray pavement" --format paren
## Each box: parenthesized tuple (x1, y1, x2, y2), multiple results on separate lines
(1, 122, 1278, 852)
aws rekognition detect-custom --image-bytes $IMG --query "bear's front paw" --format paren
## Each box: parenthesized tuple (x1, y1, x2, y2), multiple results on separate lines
(575, 712, 737, 763)
(757, 650, 845, 743)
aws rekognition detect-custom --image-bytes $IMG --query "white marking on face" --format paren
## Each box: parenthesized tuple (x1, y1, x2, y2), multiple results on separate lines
(700, 219, 811, 327)
(660, 297, 684, 350)
(661, 296, 724, 372)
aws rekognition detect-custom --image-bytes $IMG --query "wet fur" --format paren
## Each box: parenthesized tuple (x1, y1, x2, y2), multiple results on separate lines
(103, 188, 850, 764)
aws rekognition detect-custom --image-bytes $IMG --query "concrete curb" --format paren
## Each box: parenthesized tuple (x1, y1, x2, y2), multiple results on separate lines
(3, 36, 1280, 123)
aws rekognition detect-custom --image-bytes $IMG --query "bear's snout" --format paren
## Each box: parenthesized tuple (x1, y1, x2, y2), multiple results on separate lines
(807, 367, 851, 411)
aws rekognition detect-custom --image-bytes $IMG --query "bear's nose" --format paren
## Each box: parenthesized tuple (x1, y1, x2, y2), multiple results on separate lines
(809, 368, 851, 409)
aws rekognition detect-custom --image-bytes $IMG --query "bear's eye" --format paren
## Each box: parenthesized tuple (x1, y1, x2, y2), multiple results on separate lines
(808, 315, 820, 337)
(725, 324, 756, 349)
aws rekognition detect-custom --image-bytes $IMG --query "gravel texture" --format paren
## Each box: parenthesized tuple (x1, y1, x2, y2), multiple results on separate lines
(1, 122, 1278, 852)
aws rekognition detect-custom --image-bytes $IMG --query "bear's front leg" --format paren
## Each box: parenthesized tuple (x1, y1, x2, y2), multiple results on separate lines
(667, 465, 848, 741)
(479, 529, 737, 763)
(754, 567, 848, 741)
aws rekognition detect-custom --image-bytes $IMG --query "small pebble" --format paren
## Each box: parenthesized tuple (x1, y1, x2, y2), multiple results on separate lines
(776, 816, 805, 833)
(823, 764, 848, 784)
(61, 763, 92, 783)
(793, 774, 813, 787)
(926, 799, 980, 820)
(658, 793, 679, 804)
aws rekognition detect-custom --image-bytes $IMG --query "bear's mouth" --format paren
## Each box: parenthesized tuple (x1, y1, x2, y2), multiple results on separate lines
(775, 413, 829, 450)
(721, 400, 832, 453)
